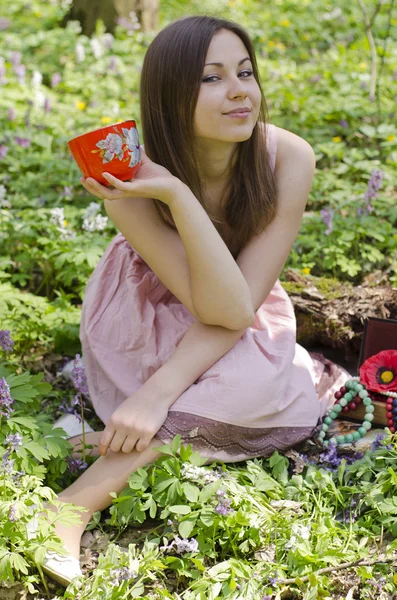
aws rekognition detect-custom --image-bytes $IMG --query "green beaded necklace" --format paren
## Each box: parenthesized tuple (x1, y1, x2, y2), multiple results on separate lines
(317, 377, 375, 446)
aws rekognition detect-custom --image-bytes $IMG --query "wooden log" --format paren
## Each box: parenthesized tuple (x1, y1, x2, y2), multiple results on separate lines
(342, 400, 387, 427)
(281, 269, 397, 363)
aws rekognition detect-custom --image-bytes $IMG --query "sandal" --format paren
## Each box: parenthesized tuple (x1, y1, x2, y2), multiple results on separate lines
(26, 507, 83, 587)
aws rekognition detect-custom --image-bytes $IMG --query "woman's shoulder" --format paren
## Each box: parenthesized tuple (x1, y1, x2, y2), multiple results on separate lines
(270, 125, 314, 176)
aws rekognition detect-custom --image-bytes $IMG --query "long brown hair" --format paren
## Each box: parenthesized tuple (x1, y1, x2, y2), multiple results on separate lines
(139, 15, 278, 258)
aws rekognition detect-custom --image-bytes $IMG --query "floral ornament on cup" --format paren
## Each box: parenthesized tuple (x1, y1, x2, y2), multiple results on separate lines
(93, 127, 140, 168)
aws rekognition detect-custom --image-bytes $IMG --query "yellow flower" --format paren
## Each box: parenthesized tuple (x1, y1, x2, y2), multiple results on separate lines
(280, 19, 290, 26)
(268, 41, 275, 47)
(101, 116, 112, 124)
(391, 19, 397, 25)
(276, 42, 286, 50)
(302, 267, 311, 275)
(332, 136, 342, 143)
(76, 101, 86, 111)
(63, 220, 68, 226)
(359, 62, 367, 69)
(387, 135, 395, 142)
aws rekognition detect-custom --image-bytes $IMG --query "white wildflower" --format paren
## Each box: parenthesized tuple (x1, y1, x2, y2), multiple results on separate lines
(0, 184, 10, 208)
(82, 202, 108, 232)
(90, 38, 103, 59)
(102, 33, 114, 50)
(285, 522, 311, 549)
(75, 42, 85, 63)
(83, 214, 108, 232)
(180, 463, 220, 484)
(50, 207, 76, 241)
(32, 70, 43, 87)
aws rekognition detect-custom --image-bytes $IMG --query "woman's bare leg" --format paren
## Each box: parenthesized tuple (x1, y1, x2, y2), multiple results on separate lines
(52, 438, 164, 559)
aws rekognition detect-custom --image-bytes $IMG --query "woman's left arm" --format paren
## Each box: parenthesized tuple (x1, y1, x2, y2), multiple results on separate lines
(236, 131, 316, 313)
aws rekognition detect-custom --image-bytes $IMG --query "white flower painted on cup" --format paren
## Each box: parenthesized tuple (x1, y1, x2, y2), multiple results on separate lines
(94, 127, 140, 167)
(122, 127, 140, 167)
(95, 133, 124, 163)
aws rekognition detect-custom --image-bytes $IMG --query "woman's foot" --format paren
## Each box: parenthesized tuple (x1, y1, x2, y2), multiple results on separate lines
(44, 499, 90, 560)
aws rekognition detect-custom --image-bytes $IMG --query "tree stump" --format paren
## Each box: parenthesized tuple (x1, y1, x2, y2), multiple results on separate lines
(281, 269, 397, 363)
(61, 0, 159, 36)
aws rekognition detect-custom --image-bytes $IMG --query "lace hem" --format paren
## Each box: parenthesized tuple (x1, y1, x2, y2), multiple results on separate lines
(157, 411, 318, 458)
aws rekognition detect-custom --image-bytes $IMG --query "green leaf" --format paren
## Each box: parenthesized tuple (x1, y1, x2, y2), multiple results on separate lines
(9, 553, 29, 575)
(178, 515, 197, 538)
(199, 479, 222, 504)
(169, 505, 191, 515)
(183, 482, 200, 503)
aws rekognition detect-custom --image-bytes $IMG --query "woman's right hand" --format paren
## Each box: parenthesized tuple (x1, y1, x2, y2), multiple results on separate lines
(80, 146, 182, 207)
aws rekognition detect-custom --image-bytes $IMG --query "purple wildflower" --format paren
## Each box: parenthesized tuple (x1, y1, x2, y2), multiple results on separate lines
(66, 456, 88, 475)
(44, 97, 51, 113)
(319, 441, 342, 469)
(160, 535, 199, 554)
(320, 207, 334, 235)
(0, 330, 14, 353)
(339, 119, 349, 128)
(0, 18, 11, 30)
(5, 433, 22, 451)
(0, 377, 14, 417)
(62, 185, 73, 197)
(8, 504, 17, 521)
(108, 56, 119, 74)
(110, 567, 137, 587)
(1, 450, 15, 474)
(7, 107, 15, 121)
(370, 433, 392, 451)
(14, 64, 25, 85)
(10, 52, 21, 69)
(215, 490, 234, 515)
(358, 169, 384, 217)
(51, 72, 62, 88)
(14, 136, 30, 148)
(72, 355, 89, 397)
(261, 596, 272, 600)
(0, 61, 6, 85)
(268, 575, 280, 587)
(364, 169, 384, 202)
(0, 145, 8, 160)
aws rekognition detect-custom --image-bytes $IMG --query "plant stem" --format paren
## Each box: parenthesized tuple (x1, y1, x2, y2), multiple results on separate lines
(80, 393, 86, 463)
(277, 555, 394, 585)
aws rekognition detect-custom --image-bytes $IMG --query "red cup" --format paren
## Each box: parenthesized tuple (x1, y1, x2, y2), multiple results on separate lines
(67, 120, 142, 187)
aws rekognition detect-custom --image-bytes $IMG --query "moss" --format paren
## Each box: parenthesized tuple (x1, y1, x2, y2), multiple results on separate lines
(281, 275, 351, 301)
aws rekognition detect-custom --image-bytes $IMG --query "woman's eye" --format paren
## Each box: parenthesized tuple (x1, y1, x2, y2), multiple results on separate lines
(202, 70, 253, 83)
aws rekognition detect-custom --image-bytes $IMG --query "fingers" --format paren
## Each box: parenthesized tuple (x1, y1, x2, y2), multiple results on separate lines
(98, 427, 115, 456)
(135, 437, 152, 452)
(109, 430, 129, 453)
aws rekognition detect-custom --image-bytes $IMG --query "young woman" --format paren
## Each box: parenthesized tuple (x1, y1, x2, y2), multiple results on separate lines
(43, 14, 348, 585)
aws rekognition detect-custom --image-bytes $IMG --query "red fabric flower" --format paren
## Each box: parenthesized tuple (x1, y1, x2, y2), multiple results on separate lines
(360, 349, 397, 394)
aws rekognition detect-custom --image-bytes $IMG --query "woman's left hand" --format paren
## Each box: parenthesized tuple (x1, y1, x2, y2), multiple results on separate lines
(98, 385, 172, 456)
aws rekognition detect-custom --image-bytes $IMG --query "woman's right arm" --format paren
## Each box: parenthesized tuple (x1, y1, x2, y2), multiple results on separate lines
(167, 181, 254, 330)
(139, 317, 248, 408)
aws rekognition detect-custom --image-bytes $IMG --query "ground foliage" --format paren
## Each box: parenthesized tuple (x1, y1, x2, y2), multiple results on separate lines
(0, 0, 397, 598)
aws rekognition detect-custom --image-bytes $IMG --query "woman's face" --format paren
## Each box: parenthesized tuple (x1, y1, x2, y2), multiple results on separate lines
(193, 29, 262, 145)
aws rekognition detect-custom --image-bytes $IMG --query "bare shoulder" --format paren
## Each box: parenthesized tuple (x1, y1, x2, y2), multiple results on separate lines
(272, 125, 315, 176)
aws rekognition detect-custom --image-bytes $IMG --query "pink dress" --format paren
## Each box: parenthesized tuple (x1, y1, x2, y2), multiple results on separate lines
(80, 125, 348, 463)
